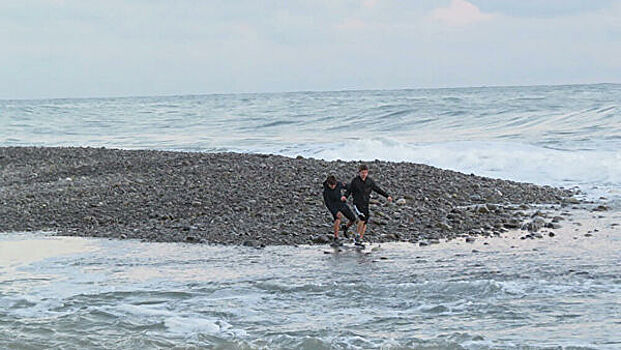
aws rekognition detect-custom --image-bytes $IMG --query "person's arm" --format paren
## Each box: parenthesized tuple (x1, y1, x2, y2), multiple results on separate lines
(342, 179, 353, 201)
(322, 183, 329, 204)
(371, 179, 392, 201)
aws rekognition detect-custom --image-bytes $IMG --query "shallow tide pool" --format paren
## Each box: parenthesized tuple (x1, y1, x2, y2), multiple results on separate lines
(1, 212, 620, 349)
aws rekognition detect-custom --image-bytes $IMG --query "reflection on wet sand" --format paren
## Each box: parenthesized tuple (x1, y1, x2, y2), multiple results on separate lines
(0, 234, 96, 268)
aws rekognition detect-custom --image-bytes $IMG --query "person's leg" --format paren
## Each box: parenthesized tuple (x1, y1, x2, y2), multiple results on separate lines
(360, 222, 368, 239)
(356, 220, 365, 236)
(359, 205, 370, 240)
(333, 212, 342, 238)
(340, 205, 356, 237)
(353, 204, 365, 236)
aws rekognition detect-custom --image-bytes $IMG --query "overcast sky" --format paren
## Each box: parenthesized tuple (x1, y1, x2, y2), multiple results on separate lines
(1, 0, 620, 99)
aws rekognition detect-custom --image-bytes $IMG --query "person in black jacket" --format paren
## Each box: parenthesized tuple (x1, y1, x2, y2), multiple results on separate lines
(342, 164, 392, 244)
(323, 175, 356, 243)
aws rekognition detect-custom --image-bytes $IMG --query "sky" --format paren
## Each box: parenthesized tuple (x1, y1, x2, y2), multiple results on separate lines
(1, 0, 620, 99)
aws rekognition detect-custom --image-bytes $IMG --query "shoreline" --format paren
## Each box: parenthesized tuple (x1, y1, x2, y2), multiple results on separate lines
(0, 146, 590, 246)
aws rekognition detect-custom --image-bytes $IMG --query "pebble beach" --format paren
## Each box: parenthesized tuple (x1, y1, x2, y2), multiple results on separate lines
(1, 146, 582, 246)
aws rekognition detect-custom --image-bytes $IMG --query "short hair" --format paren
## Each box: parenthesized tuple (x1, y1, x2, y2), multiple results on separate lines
(326, 175, 337, 185)
(358, 164, 369, 172)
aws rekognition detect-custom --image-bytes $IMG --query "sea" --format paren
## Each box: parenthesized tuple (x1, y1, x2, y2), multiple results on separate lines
(1, 83, 620, 349)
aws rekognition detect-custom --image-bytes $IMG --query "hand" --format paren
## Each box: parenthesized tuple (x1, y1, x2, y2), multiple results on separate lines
(341, 196, 347, 202)
(387, 196, 393, 202)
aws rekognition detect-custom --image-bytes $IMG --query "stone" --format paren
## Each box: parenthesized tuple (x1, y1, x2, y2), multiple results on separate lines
(242, 239, 260, 247)
(546, 222, 562, 229)
(396, 198, 407, 206)
(503, 219, 521, 229)
(564, 197, 580, 204)
(523, 217, 546, 232)
(470, 194, 483, 202)
(312, 235, 331, 244)
(477, 205, 490, 214)
(436, 221, 453, 230)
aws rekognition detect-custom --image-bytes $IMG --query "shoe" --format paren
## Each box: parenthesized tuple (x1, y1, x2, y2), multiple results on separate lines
(354, 234, 363, 245)
(330, 236, 343, 247)
(341, 224, 350, 238)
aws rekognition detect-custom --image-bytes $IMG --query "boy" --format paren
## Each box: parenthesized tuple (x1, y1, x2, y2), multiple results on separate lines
(342, 164, 392, 245)
(322, 175, 356, 245)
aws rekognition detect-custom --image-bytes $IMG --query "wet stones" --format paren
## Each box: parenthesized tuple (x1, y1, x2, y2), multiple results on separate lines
(593, 205, 609, 212)
(503, 218, 522, 229)
(546, 222, 562, 229)
(522, 217, 546, 232)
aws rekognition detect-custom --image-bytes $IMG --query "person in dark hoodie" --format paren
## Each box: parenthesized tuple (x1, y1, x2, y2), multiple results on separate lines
(323, 175, 356, 244)
(342, 164, 392, 245)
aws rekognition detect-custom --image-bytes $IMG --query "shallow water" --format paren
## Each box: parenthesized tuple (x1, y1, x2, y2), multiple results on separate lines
(1, 211, 619, 349)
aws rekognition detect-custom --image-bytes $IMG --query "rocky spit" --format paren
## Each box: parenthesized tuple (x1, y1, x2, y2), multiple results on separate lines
(0, 147, 580, 246)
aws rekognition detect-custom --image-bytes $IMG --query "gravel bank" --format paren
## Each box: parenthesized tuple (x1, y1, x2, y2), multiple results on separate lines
(0, 147, 578, 246)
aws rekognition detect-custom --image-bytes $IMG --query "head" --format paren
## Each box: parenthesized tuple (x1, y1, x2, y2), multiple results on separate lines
(358, 164, 369, 180)
(326, 175, 337, 189)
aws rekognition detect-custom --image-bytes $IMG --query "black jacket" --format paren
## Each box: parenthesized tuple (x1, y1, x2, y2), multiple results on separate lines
(344, 176, 389, 206)
(322, 181, 348, 208)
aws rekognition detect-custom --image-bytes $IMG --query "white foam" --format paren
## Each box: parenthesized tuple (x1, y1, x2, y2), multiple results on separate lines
(115, 304, 247, 338)
(164, 316, 247, 338)
(276, 138, 621, 202)
(164, 316, 221, 335)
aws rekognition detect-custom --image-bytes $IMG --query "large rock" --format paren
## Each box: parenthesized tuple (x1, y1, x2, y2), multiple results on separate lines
(523, 217, 546, 232)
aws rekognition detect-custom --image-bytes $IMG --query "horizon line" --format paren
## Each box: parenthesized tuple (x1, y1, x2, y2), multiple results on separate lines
(2, 81, 619, 102)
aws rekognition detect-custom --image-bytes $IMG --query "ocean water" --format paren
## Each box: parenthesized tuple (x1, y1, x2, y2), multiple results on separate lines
(1, 84, 620, 349)
(1, 83, 620, 203)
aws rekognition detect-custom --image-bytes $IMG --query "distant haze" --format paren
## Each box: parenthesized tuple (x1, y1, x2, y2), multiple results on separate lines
(1, 0, 620, 99)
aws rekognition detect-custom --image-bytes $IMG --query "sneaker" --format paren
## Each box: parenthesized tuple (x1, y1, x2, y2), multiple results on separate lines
(353, 234, 363, 245)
